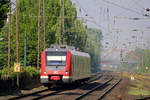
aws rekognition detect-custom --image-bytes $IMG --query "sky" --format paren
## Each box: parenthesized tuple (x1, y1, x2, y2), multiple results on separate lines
(12, 0, 150, 60)
(71, 0, 150, 60)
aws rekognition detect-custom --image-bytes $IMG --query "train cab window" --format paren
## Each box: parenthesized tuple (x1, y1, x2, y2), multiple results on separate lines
(46, 52, 67, 66)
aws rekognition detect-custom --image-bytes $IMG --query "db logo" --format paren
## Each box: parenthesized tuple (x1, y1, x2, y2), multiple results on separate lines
(54, 71, 58, 74)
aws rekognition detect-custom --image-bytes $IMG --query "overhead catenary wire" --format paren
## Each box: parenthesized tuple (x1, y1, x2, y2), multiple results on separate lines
(72, 0, 108, 30)
(73, 0, 89, 16)
(132, 0, 145, 10)
(114, 16, 150, 20)
(101, 0, 144, 16)
(114, 0, 139, 17)
(100, 0, 150, 50)
(72, 0, 115, 33)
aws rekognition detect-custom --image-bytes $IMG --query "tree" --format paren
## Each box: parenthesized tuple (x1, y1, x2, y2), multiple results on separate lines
(0, 25, 8, 68)
(0, 0, 89, 68)
(0, 0, 103, 74)
(0, 0, 9, 29)
(0, 0, 104, 74)
(86, 28, 102, 72)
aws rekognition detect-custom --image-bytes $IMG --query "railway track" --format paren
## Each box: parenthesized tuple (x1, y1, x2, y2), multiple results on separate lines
(8, 88, 65, 100)
(73, 78, 113, 100)
(7, 74, 102, 100)
(97, 78, 122, 100)
(73, 78, 122, 100)
(8, 72, 115, 100)
(44, 73, 114, 100)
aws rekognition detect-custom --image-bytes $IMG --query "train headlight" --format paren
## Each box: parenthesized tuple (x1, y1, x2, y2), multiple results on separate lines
(65, 71, 69, 74)
(43, 71, 47, 74)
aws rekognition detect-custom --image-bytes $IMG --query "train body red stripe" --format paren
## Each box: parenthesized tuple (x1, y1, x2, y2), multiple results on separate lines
(66, 50, 71, 75)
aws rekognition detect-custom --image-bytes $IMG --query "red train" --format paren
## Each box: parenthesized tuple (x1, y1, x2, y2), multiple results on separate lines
(40, 45, 91, 87)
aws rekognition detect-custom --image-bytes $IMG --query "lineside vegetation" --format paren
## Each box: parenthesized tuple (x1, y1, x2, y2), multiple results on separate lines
(0, 0, 102, 77)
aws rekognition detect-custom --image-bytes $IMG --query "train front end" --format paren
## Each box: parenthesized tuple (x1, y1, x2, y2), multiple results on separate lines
(40, 45, 71, 86)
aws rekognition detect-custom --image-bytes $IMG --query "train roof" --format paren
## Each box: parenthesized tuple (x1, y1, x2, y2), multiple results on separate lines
(45, 45, 90, 58)
(46, 45, 68, 52)
(70, 50, 90, 58)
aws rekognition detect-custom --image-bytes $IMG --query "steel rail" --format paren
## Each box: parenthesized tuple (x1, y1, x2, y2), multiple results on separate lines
(8, 73, 102, 100)
(8, 89, 49, 100)
(97, 78, 122, 100)
(8, 89, 64, 100)
(73, 77, 113, 100)
(31, 90, 64, 100)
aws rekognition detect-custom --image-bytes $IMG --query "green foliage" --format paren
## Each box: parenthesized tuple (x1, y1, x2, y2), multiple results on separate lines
(148, 69, 150, 74)
(141, 49, 150, 68)
(0, 66, 40, 78)
(86, 28, 102, 73)
(0, 24, 8, 68)
(124, 48, 144, 62)
(123, 48, 150, 74)
(0, 0, 9, 29)
(0, 0, 86, 68)
(120, 63, 136, 72)
(24, 66, 40, 76)
(136, 69, 142, 75)
(0, 0, 102, 74)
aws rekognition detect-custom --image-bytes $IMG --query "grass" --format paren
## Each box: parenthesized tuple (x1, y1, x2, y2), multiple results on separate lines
(128, 87, 150, 96)
(120, 72, 150, 96)
(128, 77, 150, 96)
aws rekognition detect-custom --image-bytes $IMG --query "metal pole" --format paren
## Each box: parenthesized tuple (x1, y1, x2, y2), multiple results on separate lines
(16, 0, 19, 88)
(16, 0, 19, 63)
(59, 0, 64, 45)
(142, 54, 144, 73)
(62, 0, 64, 44)
(37, 0, 41, 69)
(43, 0, 45, 48)
(24, 32, 27, 67)
(141, 31, 144, 73)
(59, 0, 62, 45)
(8, 0, 12, 77)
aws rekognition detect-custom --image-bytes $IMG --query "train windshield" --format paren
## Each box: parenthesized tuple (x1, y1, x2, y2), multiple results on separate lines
(46, 52, 67, 66)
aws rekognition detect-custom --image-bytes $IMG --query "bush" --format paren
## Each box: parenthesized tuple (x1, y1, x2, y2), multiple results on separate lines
(147, 69, 150, 74)
(136, 69, 142, 75)
(0, 67, 8, 77)
(24, 66, 40, 77)
(0, 66, 40, 78)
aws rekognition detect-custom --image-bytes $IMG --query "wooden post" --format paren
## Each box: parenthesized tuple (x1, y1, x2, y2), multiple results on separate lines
(43, 0, 45, 48)
(37, 0, 41, 69)
(16, 0, 19, 88)
(8, 0, 12, 77)
(59, 0, 64, 45)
